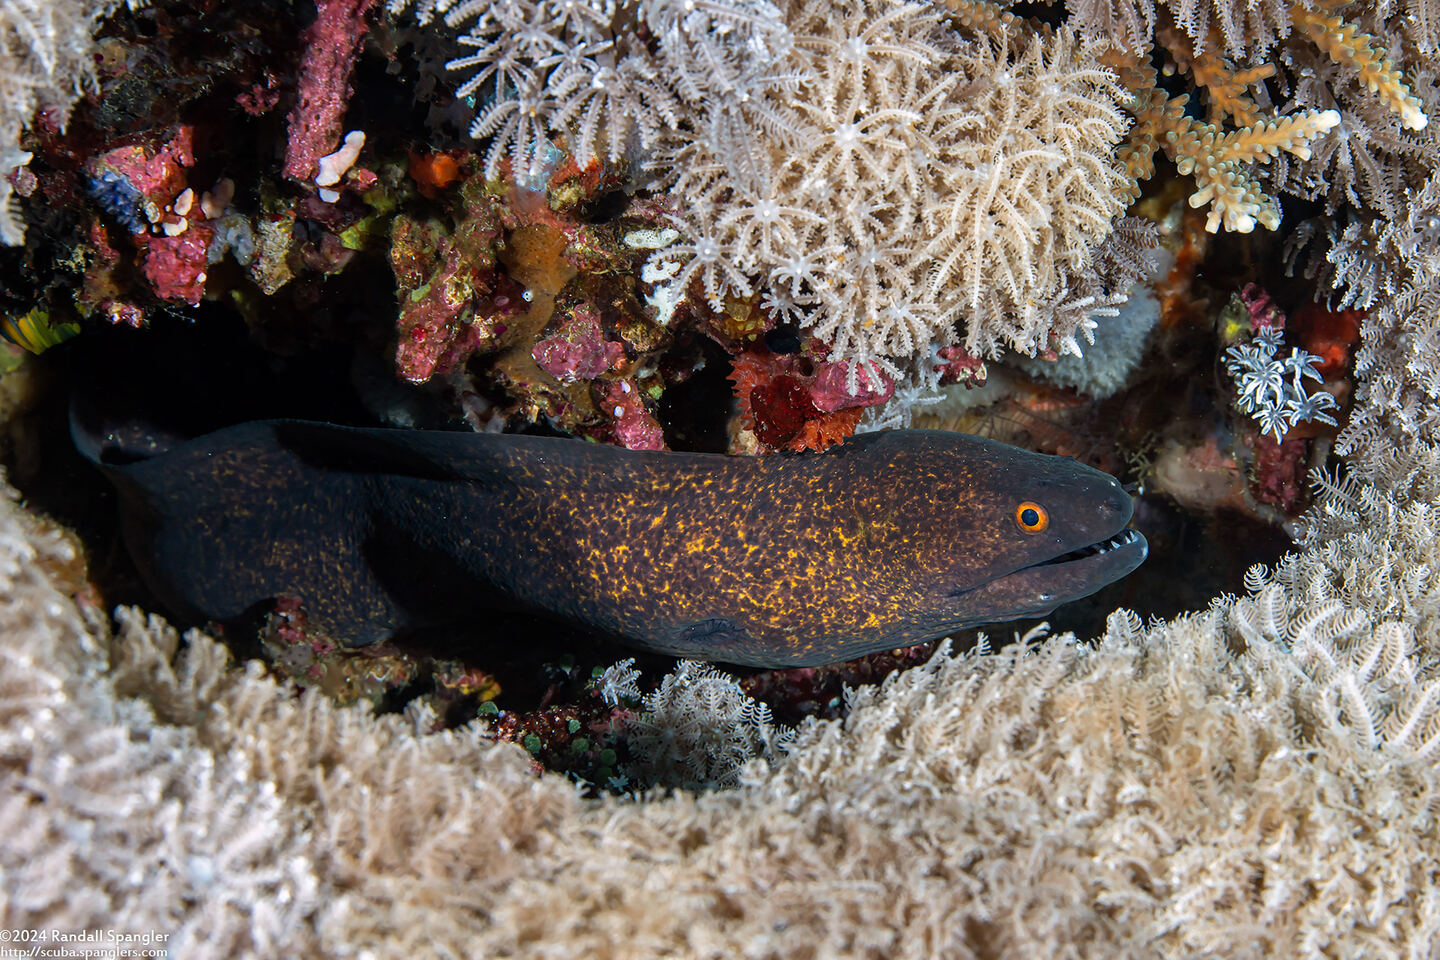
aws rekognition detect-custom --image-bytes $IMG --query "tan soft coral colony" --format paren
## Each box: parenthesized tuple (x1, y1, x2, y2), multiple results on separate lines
(655, 5, 1135, 370)
(647, 1, 1143, 376)
(5, 0, 1440, 957)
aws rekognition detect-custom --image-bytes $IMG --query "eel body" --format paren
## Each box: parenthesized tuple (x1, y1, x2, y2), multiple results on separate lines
(79, 420, 1147, 667)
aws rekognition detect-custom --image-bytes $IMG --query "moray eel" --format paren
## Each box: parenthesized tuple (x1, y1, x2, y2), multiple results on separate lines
(77, 419, 1147, 667)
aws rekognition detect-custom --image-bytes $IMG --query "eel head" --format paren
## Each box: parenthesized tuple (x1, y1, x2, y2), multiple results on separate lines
(929, 432, 1147, 628)
(843, 430, 1148, 637)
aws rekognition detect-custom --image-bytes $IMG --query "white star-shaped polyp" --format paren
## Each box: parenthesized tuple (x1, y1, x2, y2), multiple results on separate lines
(834, 122, 863, 147)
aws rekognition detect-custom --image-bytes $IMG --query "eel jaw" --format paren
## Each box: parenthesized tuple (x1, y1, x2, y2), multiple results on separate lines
(948, 528, 1149, 622)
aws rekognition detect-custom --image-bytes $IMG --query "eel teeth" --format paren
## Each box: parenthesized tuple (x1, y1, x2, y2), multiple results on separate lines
(1069, 528, 1141, 560)
(1092, 528, 1141, 555)
(1034, 528, 1141, 567)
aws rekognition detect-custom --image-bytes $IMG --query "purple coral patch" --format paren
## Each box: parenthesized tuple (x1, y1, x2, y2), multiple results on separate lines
(139, 222, 213, 305)
(597, 379, 665, 450)
(809, 360, 895, 413)
(533, 303, 625, 382)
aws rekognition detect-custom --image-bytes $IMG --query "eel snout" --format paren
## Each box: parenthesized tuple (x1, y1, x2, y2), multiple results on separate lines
(950, 494, 1149, 620)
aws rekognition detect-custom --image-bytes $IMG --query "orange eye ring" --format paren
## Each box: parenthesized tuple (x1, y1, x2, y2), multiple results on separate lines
(1015, 501, 1049, 533)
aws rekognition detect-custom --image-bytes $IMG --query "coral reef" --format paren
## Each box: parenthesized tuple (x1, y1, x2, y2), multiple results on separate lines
(1, 0, 1417, 464)
(382, 0, 1434, 393)
(1, 0, 1440, 953)
(6, 440, 1440, 953)
(0, 0, 140, 243)
(387, 0, 1148, 384)
(283, 0, 380, 184)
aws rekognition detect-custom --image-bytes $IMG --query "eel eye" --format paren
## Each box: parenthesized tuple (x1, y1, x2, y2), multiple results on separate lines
(1015, 501, 1048, 533)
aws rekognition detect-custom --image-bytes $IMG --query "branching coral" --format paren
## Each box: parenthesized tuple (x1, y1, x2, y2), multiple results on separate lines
(1096, 0, 1435, 249)
(968, 0, 1431, 258)
(380, 0, 1436, 398)
(1106, 50, 1341, 232)
(1290, 3, 1427, 132)
(1273, 11, 1437, 226)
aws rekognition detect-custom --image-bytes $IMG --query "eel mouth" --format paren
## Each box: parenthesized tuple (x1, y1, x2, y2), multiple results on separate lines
(1002, 526, 1149, 605)
(1026, 527, 1146, 571)
(947, 527, 1148, 604)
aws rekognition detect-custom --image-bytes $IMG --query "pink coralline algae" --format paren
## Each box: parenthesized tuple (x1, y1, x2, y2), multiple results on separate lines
(597, 379, 666, 450)
(730, 346, 893, 452)
(282, 0, 379, 183)
(533, 302, 625, 382)
(809, 360, 895, 413)
(1239, 282, 1285, 332)
(488, 694, 635, 788)
(347, 166, 378, 193)
(79, 126, 223, 304)
(936, 345, 988, 387)
(85, 126, 195, 233)
(262, 597, 419, 708)
(137, 221, 214, 305)
(78, 223, 145, 325)
(389, 200, 523, 383)
(237, 70, 283, 116)
(1250, 434, 1309, 513)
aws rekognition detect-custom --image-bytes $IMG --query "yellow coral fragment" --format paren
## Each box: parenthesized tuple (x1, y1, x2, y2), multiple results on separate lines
(940, 0, 1020, 37)
(1187, 51, 1274, 127)
(1213, 111, 1343, 165)
(1292, 7, 1429, 130)
(1178, 111, 1339, 232)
